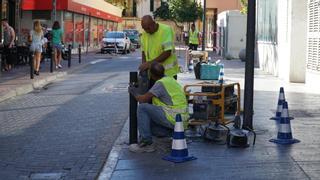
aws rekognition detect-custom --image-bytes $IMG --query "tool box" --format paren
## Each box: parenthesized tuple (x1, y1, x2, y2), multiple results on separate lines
(200, 64, 221, 80)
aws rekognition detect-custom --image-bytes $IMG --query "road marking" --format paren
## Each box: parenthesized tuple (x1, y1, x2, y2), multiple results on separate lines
(90, 59, 109, 64)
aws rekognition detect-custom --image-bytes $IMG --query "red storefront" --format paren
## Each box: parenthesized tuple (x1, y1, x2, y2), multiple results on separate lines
(20, 0, 122, 48)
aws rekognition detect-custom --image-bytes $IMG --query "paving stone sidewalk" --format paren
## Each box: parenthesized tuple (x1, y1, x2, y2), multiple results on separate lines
(102, 55, 320, 180)
(0, 51, 111, 103)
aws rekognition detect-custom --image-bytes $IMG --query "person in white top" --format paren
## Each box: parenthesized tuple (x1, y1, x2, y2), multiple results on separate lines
(28, 20, 44, 75)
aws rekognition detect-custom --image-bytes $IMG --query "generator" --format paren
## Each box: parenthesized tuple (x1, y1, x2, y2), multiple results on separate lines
(188, 82, 239, 123)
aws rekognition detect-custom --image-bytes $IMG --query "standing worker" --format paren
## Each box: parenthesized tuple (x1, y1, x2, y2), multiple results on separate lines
(188, 23, 200, 51)
(139, 15, 179, 84)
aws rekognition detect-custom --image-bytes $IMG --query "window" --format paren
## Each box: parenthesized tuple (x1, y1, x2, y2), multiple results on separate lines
(74, 13, 84, 47)
(257, 0, 278, 43)
(63, 11, 74, 45)
(307, 0, 320, 71)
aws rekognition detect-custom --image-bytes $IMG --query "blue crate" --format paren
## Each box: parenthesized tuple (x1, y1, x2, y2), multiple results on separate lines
(200, 64, 221, 80)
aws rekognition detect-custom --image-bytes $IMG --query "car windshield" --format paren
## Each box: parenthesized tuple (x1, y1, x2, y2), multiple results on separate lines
(105, 32, 124, 38)
(123, 30, 139, 36)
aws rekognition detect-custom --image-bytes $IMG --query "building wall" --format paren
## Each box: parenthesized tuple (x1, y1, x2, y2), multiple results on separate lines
(306, 0, 320, 88)
(206, 0, 241, 13)
(256, 0, 307, 83)
(136, 0, 161, 18)
(196, 0, 241, 49)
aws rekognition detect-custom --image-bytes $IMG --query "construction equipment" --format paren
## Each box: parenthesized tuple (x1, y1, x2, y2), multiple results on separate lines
(227, 112, 256, 148)
(184, 81, 241, 143)
(184, 81, 241, 125)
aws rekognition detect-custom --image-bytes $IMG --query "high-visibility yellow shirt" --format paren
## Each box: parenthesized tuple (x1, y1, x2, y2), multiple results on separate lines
(141, 23, 179, 77)
(189, 30, 199, 45)
(152, 76, 189, 128)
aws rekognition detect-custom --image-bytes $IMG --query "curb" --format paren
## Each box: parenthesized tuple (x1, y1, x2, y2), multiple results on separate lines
(97, 118, 129, 180)
(0, 71, 66, 103)
(0, 55, 94, 103)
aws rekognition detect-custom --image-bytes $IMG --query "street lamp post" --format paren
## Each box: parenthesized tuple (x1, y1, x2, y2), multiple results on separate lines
(243, 0, 256, 130)
(201, 0, 206, 51)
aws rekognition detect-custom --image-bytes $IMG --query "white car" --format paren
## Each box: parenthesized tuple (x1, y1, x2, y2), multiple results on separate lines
(101, 31, 131, 54)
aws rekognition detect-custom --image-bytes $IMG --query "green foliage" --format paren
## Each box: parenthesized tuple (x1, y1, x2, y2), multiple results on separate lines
(154, 0, 203, 23)
(240, 0, 248, 14)
(153, 2, 171, 20)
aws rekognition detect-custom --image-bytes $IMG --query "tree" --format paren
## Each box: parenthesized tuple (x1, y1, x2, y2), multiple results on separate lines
(240, 0, 248, 14)
(154, 0, 203, 27)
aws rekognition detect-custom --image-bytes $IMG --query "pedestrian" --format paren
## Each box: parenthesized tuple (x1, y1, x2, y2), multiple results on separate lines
(139, 15, 179, 88)
(188, 23, 200, 50)
(128, 62, 189, 153)
(28, 20, 44, 75)
(51, 21, 63, 69)
(1, 18, 16, 71)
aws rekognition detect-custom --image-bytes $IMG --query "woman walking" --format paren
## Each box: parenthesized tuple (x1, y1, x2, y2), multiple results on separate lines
(28, 20, 43, 75)
(52, 21, 63, 69)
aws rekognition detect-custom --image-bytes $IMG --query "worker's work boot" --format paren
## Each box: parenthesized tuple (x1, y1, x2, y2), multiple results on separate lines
(129, 141, 155, 153)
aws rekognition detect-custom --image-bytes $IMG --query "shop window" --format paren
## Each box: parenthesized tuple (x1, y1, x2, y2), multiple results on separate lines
(32, 11, 51, 20)
(74, 13, 84, 47)
(84, 16, 90, 48)
(97, 19, 104, 43)
(90, 17, 98, 47)
(64, 11, 74, 45)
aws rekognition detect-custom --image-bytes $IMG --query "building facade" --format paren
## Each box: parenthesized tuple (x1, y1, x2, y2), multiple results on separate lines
(17, 0, 122, 49)
(256, 0, 316, 87)
(0, 0, 20, 41)
(197, 0, 242, 49)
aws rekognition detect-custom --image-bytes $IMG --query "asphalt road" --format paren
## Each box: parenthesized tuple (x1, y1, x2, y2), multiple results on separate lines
(0, 51, 141, 179)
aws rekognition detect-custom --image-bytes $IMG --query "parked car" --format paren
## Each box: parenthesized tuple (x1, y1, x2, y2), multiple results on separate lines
(123, 29, 140, 49)
(101, 31, 131, 54)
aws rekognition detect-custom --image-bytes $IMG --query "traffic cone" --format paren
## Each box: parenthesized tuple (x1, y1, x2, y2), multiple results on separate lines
(270, 101, 300, 144)
(270, 87, 292, 120)
(218, 64, 224, 84)
(163, 114, 197, 163)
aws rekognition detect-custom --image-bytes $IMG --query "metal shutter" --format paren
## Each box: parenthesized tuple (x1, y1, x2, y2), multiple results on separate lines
(307, 0, 320, 71)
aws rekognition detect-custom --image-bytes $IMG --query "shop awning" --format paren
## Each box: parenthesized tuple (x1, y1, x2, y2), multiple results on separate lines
(21, 0, 123, 22)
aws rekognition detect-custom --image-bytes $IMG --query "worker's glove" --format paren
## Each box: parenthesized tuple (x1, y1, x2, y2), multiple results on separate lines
(128, 85, 140, 97)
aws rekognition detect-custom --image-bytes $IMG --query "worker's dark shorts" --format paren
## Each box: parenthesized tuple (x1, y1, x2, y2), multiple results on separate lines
(189, 44, 198, 51)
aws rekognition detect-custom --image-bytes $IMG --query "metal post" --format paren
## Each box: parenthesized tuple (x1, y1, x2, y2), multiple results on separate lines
(78, 44, 81, 64)
(129, 72, 138, 144)
(30, 52, 34, 79)
(68, 44, 71, 68)
(243, 0, 256, 130)
(201, 0, 206, 51)
(50, 44, 54, 73)
(52, 0, 56, 22)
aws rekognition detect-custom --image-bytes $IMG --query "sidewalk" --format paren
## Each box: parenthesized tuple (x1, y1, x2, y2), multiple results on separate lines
(100, 54, 320, 179)
(0, 51, 110, 103)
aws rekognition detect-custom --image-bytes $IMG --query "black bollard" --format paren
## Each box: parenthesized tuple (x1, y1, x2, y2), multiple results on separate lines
(50, 44, 54, 73)
(68, 44, 71, 68)
(129, 71, 138, 144)
(78, 44, 81, 64)
(29, 52, 34, 79)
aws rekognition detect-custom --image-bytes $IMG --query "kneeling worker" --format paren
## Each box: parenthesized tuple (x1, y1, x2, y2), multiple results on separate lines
(129, 62, 188, 153)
